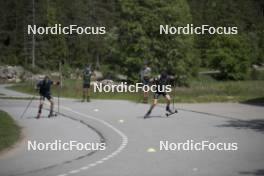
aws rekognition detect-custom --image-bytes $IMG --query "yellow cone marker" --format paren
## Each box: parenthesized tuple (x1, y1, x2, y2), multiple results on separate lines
(147, 148, 156, 153)
(119, 119, 124, 123)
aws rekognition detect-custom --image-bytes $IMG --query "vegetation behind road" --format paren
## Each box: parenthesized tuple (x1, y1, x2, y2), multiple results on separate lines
(9, 77, 264, 103)
(1, 0, 263, 84)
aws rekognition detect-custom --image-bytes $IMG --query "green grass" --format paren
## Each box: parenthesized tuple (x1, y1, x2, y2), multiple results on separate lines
(0, 110, 21, 151)
(9, 78, 264, 103)
(176, 80, 264, 103)
(0, 97, 37, 100)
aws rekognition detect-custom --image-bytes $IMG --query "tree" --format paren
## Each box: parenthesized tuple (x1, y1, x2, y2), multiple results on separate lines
(206, 35, 252, 80)
(188, 0, 264, 68)
(115, 0, 197, 82)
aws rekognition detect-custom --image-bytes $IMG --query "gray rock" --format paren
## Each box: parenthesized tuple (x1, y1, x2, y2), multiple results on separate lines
(94, 70, 103, 80)
(0, 65, 26, 82)
(116, 74, 127, 81)
(100, 79, 115, 85)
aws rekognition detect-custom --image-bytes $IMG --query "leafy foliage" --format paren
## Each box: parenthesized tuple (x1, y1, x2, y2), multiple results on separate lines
(188, 0, 264, 70)
(114, 0, 196, 81)
(206, 35, 252, 80)
(0, 0, 263, 81)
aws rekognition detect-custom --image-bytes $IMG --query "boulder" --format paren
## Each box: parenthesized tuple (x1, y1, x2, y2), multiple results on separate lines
(93, 70, 103, 80)
(116, 74, 127, 81)
(100, 79, 115, 85)
(0, 65, 26, 82)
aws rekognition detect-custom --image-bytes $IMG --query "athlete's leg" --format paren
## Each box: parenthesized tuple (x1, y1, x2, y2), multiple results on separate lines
(86, 86, 90, 102)
(165, 94, 172, 113)
(48, 97, 54, 116)
(148, 98, 158, 114)
(142, 79, 149, 103)
(82, 87, 87, 102)
(143, 91, 148, 103)
(37, 97, 44, 118)
(144, 93, 159, 118)
(165, 94, 177, 113)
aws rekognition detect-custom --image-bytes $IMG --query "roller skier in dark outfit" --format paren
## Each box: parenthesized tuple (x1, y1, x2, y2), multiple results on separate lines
(144, 71, 177, 118)
(36, 76, 59, 119)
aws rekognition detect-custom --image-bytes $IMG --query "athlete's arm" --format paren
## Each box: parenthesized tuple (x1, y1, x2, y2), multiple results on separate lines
(35, 81, 41, 91)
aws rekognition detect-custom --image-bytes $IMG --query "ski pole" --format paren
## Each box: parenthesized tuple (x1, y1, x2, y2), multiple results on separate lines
(20, 95, 35, 118)
(58, 86, 60, 114)
(173, 78, 176, 111)
(58, 59, 64, 114)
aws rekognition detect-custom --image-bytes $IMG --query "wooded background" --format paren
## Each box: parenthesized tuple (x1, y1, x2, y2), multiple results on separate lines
(0, 0, 263, 82)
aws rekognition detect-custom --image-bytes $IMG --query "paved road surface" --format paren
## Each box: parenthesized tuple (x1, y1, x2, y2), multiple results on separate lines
(0, 85, 264, 176)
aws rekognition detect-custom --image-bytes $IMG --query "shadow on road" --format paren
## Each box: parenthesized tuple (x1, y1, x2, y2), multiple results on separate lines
(24, 116, 59, 119)
(137, 115, 175, 119)
(239, 169, 264, 175)
(137, 115, 162, 119)
(241, 97, 264, 107)
(217, 119, 264, 133)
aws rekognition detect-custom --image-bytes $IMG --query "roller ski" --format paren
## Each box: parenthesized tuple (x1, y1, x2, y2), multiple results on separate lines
(36, 114, 41, 119)
(48, 112, 57, 118)
(165, 105, 177, 117)
(165, 109, 178, 117)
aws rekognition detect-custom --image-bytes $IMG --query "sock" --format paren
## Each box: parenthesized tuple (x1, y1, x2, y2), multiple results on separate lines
(166, 104, 170, 111)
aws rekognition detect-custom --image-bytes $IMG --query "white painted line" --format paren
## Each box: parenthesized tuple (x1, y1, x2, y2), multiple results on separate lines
(80, 166, 89, 170)
(102, 157, 109, 161)
(54, 105, 128, 176)
(69, 170, 80, 174)
(96, 160, 103, 164)
(89, 163, 96, 167)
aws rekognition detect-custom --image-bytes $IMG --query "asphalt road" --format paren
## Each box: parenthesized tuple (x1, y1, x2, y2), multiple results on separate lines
(0, 85, 264, 176)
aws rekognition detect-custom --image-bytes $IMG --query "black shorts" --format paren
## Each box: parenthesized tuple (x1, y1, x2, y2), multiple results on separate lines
(40, 93, 52, 100)
(83, 83, 90, 88)
(154, 92, 167, 99)
(142, 78, 150, 85)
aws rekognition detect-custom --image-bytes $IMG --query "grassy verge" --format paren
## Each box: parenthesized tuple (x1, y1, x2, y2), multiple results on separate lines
(0, 96, 38, 100)
(0, 110, 21, 151)
(9, 78, 264, 103)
